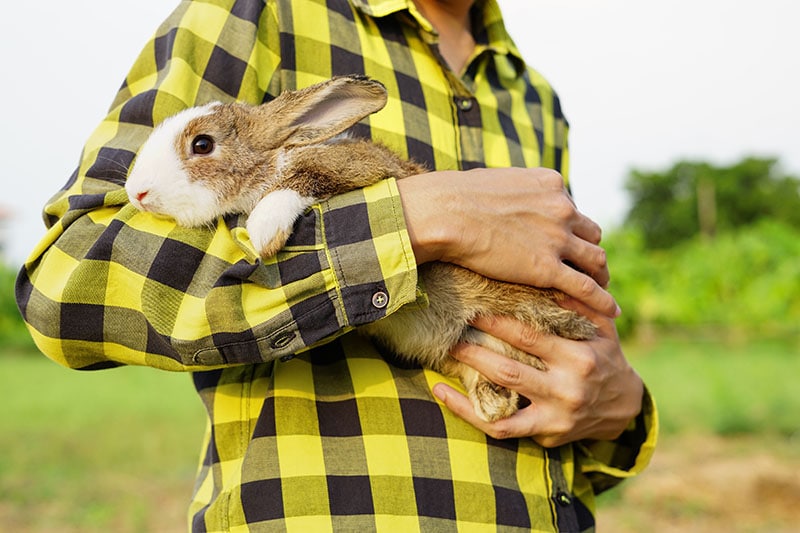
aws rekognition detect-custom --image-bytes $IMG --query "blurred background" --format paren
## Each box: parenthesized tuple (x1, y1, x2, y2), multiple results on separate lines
(1, 1, 798, 531)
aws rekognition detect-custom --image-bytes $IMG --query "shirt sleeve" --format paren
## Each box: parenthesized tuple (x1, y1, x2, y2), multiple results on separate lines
(576, 387, 659, 494)
(15, 0, 420, 371)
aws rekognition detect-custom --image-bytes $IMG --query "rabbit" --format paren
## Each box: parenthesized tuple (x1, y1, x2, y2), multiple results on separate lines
(126, 75, 597, 422)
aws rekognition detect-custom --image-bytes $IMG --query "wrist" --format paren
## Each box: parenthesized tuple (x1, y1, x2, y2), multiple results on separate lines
(396, 172, 460, 265)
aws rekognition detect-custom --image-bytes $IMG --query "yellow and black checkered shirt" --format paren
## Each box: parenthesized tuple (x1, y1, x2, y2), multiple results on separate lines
(17, 0, 657, 531)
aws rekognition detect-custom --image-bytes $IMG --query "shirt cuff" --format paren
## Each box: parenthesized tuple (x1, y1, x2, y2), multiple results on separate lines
(318, 177, 422, 327)
(577, 386, 659, 493)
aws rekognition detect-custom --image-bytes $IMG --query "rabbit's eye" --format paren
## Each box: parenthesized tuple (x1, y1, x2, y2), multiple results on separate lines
(192, 135, 215, 155)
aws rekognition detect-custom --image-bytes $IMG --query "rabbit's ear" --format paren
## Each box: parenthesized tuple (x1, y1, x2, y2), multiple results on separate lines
(264, 76, 388, 147)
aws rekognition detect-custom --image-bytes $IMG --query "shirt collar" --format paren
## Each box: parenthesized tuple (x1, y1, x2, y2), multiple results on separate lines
(349, 0, 526, 74)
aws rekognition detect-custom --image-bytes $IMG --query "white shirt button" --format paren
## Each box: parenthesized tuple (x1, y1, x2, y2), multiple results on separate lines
(371, 291, 389, 309)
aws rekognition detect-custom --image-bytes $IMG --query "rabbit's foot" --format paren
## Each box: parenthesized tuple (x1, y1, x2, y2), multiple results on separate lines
(470, 378, 520, 422)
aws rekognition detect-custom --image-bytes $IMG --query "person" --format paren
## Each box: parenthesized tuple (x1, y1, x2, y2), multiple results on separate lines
(16, 0, 657, 531)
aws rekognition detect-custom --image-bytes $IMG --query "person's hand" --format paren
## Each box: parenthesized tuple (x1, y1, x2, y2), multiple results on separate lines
(396, 167, 619, 317)
(431, 298, 644, 447)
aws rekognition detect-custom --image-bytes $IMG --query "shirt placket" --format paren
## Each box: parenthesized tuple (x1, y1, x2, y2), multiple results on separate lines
(546, 447, 587, 531)
(406, 15, 485, 170)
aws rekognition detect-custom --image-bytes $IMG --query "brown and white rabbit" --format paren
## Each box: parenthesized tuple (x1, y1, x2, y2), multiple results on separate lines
(126, 75, 596, 422)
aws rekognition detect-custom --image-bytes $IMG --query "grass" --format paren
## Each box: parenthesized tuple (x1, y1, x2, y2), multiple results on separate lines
(2, 334, 798, 531)
(1, 348, 206, 532)
(626, 334, 800, 436)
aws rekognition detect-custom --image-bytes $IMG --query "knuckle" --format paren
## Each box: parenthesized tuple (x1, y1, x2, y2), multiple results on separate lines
(575, 275, 597, 299)
(558, 376, 593, 412)
(516, 324, 542, 350)
(531, 254, 562, 286)
(552, 195, 576, 221)
(493, 361, 524, 387)
(563, 390, 589, 414)
(585, 219, 603, 244)
(485, 419, 517, 440)
(573, 350, 599, 379)
(544, 168, 566, 187)
(595, 247, 608, 270)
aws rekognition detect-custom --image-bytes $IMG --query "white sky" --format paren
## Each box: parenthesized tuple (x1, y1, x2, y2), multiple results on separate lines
(1, 0, 798, 266)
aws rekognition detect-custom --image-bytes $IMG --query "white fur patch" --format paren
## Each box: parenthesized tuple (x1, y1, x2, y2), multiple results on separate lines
(246, 190, 316, 253)
(126, 104, 221, 226)
(273, 149, 291, 177)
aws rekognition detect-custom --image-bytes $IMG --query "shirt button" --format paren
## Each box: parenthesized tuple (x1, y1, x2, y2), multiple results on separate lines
(556, 491, 572, 507)
(371, 291, 389, 309)
(458, 97, 473, 111)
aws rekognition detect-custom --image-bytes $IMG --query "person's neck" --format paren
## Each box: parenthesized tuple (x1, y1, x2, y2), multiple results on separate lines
(413, 0, 476, 74)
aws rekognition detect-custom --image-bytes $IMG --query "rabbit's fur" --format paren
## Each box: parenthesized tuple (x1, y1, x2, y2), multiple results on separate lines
(126, 76, 596, 421)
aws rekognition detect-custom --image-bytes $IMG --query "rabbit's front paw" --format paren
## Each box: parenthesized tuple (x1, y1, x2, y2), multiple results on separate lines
(246, 190, 316, 258)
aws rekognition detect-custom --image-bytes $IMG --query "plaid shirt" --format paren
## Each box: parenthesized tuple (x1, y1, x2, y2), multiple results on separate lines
(17, 0, 657, 531)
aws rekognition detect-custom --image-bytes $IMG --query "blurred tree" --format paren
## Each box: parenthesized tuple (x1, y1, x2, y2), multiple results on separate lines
(623, 157, 800, 249)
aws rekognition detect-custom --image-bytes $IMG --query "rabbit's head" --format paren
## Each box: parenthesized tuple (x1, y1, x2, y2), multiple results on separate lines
(125, 76, 388, 227)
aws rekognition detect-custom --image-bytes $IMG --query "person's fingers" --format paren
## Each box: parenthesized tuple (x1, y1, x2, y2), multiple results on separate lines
(557, 295, 619, 338)
(561, 234, 610, 288)
(465, 315, 575, 370)
(571, 211, 603, 246)
(446, 311, 641, 445)
(432, 382, 544, 441)
(551, 264, 619, 317)
(450, 340, 550, 393)
(431, 383, 492, 431)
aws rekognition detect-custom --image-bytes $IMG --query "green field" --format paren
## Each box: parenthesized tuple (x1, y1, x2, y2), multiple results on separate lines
(1, 348, 205, 532)
(627, 334, 800, 436)
(2, 336, 799, 532)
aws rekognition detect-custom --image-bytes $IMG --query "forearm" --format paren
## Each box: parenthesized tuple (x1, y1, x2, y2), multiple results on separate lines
(17, 179, 419, 371)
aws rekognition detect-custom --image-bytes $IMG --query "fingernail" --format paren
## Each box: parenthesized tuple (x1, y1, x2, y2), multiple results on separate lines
(614, 304, 622, 318)
(432, 384, 447, 402)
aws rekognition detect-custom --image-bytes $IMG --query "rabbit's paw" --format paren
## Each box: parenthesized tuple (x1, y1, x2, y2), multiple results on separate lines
(247, 190, 316, 258)
(470, 378, 520, 422)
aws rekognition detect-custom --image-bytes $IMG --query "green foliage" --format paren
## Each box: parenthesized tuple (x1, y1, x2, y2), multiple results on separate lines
(606, 220, 800, 339)
(623, 162, 700, 249)
(624, 157, 800, 249)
